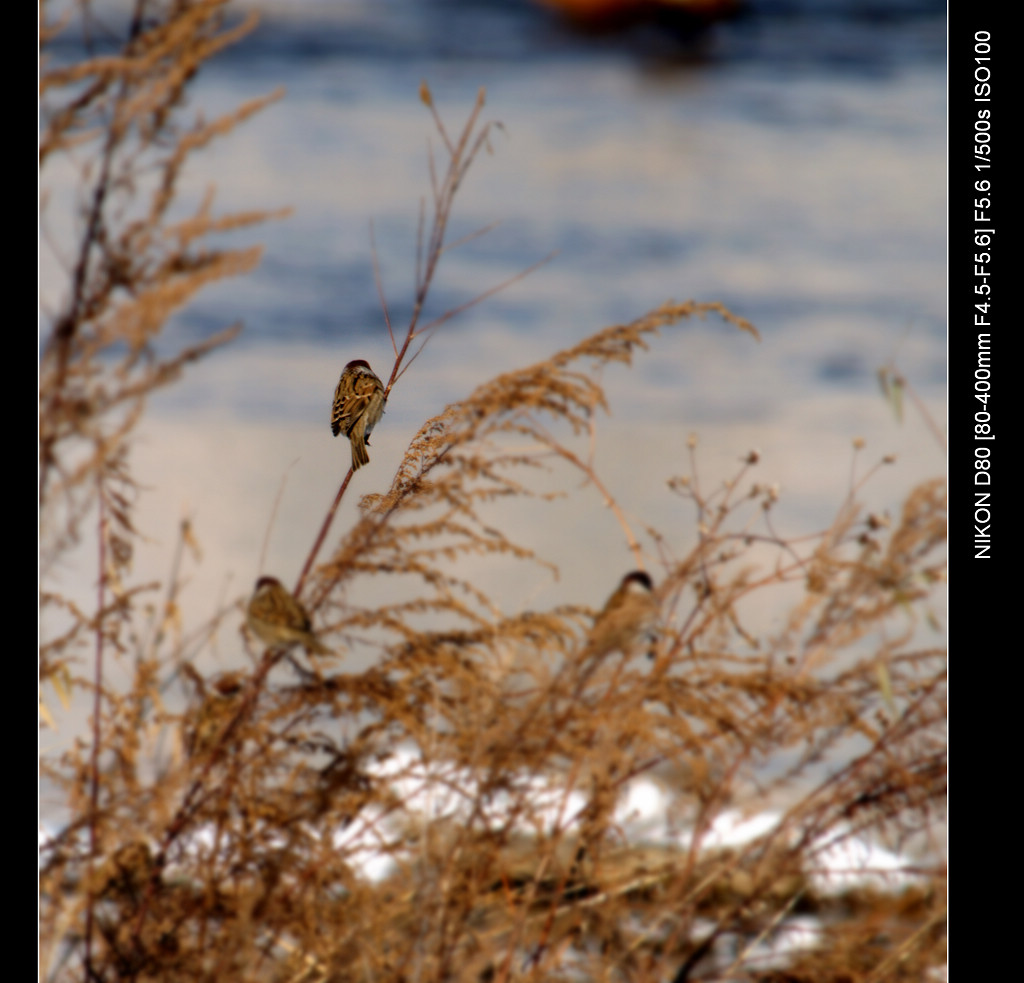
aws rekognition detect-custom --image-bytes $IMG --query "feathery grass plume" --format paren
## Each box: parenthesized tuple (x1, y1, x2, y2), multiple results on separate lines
(39, 0, 288, 681)
(282, 307, 943, 981)
(39, 9, 945, 979)
(39, 2, 285, 978)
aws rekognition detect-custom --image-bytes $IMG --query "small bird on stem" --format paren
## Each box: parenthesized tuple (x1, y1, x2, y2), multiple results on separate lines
(186, 671, 246, 759)
(246, 576, 332, 656)
(583, 571, 660, 661)
(331, 359, 386, 471)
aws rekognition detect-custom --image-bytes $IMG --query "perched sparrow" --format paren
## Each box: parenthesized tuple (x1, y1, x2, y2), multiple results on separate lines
(584, 571, 660, 661)
(331, 359, 386, 471)
(185, 672, 246, 759)
(246, 576, 332, 656)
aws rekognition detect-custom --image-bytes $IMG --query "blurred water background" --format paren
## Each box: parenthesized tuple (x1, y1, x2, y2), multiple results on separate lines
(40, 0, 945, 743)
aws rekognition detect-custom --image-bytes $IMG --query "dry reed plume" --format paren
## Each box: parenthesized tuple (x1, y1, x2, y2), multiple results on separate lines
(40, 4, 946, 981)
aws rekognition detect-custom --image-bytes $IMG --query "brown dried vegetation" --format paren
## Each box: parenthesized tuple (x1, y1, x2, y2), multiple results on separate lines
(40, 3, 946, 981)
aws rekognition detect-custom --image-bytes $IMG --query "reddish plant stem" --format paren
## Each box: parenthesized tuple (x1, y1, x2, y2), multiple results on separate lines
(294, 467, 354, 598)
(82, 471, 108, 981)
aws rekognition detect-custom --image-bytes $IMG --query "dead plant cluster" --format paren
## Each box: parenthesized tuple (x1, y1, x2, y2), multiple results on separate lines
(39, 3, 946, 981)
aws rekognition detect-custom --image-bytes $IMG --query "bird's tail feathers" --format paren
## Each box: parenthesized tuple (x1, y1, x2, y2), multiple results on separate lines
(351, 438, 369, 470)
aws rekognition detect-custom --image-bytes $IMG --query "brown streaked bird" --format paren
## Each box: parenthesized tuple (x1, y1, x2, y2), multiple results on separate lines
(584, 571, 660, 661)
(185, 672, 246, 759)
(331, 359, 386, 471)
(246, 576, 332, 656)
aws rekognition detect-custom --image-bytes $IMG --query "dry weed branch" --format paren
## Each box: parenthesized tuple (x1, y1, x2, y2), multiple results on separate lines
(295, 84, 519, 595)
(40, 3, 284, 977)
